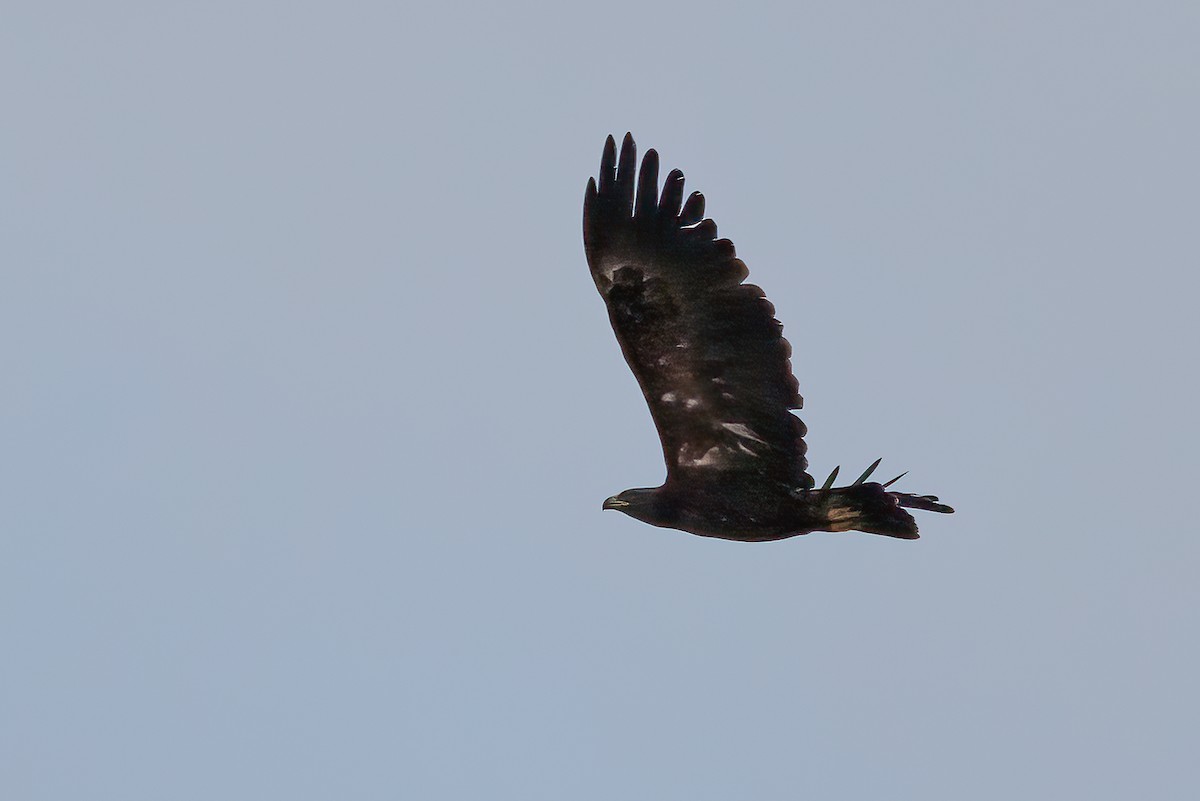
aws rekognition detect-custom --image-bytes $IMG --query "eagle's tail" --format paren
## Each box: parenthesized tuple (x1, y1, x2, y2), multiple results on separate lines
(817, 460, 954, 539)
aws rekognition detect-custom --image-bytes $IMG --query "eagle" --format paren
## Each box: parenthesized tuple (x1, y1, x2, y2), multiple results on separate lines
(584, 134, 953, 541)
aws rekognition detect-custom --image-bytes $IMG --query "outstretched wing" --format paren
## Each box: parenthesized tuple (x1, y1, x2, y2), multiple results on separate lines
(583, 133, 813, 490)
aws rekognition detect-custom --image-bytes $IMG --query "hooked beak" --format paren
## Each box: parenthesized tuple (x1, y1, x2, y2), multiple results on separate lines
(602, 496, 629, 510)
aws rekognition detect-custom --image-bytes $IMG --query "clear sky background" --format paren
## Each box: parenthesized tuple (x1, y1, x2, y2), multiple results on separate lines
(3, 2, 1198, 799)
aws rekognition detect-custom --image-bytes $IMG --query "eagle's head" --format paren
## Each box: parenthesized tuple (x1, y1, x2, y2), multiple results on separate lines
(602, 488, 675, 528)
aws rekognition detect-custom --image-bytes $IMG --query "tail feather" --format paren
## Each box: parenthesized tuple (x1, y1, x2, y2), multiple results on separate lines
(820, 482, 953, 540)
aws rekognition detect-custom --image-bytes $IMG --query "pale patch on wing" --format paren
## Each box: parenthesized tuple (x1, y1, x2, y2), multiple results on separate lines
(693, 446, 724, 466)
(676, 437, 764, 468)
(677, 443, 728, 468)
(662, 392, 703, 409)
(674, 421, 778, 470)
(721, 422, 769, 446)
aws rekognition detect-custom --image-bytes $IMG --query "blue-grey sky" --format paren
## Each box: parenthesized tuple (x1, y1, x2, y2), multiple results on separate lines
(3, 2, 1198, 798)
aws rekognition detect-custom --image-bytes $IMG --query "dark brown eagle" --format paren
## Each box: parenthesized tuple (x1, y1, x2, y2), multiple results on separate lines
(584, 134, 953, 541)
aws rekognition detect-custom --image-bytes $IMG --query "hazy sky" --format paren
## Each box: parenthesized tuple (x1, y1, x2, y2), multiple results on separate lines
(3, 2, 1198, 799)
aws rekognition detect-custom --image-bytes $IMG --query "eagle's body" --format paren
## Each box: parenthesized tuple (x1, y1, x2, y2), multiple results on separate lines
(584, 134, 952, 541)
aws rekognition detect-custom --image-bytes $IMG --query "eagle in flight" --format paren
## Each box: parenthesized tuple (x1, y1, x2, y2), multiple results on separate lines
(584, 134, 953, 541)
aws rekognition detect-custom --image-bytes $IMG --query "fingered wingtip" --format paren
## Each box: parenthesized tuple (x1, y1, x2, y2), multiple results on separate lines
(619, 133, 636, 164)
(852, 457, 883, 486)
(820, 466, 840, 491)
